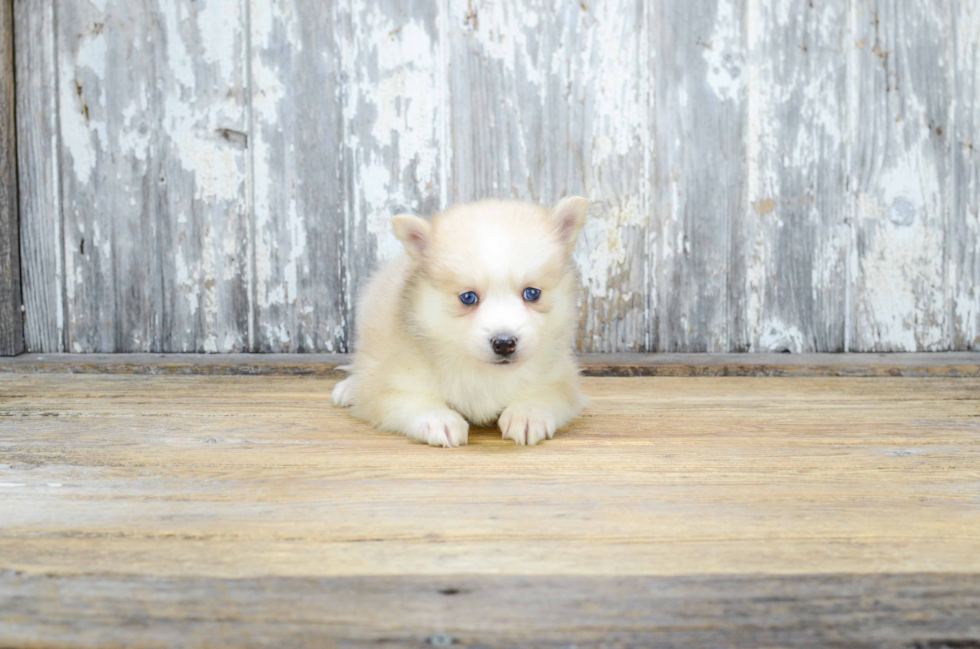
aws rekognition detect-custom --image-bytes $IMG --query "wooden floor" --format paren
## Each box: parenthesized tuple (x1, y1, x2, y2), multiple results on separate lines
(1, 360, 979, 646)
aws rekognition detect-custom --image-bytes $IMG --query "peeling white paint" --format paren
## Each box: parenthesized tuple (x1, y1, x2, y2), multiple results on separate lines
(855, 168, 946, 352)
(851, 3, 949, 355)
(162, 96, 244, 203)
(59, 30, 107, 183)
(575, 197, 643, 301)
(344, 2, 443, 269)
(196, 0, 240, 82)
(174, 239, 199, 316)
(703, 0, 743, 103)
(250, 0, 290, 322)
(465, 0, 543, 88)
(741, 0, 849, 352)
(360, 161, 402, 263)
(161, 0, 196, 90)
(586, 0, 643, 166)
(758, 320, 807, 353)
(282, 199, 306, 305)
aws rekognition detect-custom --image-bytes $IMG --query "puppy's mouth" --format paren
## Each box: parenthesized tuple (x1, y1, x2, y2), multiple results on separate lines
(490, 358, 516, 366)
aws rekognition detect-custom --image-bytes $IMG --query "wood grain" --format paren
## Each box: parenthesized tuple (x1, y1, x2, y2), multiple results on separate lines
(55, 0, 250, 353)
(848, 0, 952, 351)
(736, 0, 848, 353)
(13, 0, 62, 353)
(12, 0, 980, 353)
(0, 372, 979, 645)
(249, 0, 346, 353)
(951, 0, 979, 350)
(1, 373, 978, 578)
(2, 351, 980, 377)
(0, 0, 22, 356)
(652, 0, 744, 352)
(2, 572, 979, 648)
(340, 0, 447, 350)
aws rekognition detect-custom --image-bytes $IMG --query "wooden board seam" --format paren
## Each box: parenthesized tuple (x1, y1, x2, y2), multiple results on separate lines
(0, 352, 977, 377)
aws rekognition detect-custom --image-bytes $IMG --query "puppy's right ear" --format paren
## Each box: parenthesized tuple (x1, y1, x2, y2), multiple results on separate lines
(392, 214, 431, 258)
(552, 196, 588, 252)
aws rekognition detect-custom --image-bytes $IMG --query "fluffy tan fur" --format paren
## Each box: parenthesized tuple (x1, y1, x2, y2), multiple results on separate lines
(331, 198, 588, 447)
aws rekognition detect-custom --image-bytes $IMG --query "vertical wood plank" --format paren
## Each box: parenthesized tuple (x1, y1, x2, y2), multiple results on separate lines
(14, 0, 62, 352)
(446, 0, 542, 206)
(652, 0, 745, 352)
(249, 0, 346, 352)
(847, 0, 951, 351)
(340, 0, 446, 341)
(0, 0, 23, 355)
(447, 0, 648, 352)
(950, 0, 979, 350)
(56, 0, 250, 352)
(734, 0, 848, 352)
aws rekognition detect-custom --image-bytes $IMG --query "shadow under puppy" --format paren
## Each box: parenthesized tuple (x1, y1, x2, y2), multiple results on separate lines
(332, 197, 589, 447)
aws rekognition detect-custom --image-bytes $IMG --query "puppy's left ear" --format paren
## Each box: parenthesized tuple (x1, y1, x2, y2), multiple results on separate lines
(392, 214, 431, 258)
(552, 196, 588, 252)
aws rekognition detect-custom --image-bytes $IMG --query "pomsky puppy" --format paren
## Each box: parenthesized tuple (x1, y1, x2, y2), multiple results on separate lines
(331, 197, 589, 447)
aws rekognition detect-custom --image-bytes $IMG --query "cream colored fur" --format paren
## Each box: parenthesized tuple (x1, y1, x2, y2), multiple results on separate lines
(331, 198, 589, 447)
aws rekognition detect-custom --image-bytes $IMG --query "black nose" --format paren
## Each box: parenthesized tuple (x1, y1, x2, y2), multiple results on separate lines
(491, 335, 517, 357)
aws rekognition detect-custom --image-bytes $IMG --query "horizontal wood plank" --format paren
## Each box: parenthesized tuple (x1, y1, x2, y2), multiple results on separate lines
(1, 373, 978, 579)
(2, 572, 979, 648)
(1, 352, 978, 377)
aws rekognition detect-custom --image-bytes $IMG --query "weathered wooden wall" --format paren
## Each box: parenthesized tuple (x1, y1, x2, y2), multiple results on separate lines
(12, 0, 980, 353)
(1, 0, 24, 356)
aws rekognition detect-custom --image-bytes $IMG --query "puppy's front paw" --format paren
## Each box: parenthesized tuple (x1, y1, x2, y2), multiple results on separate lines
(409, 410, 469, 448)
(499, 405, 556, 446)
(331, 378, 355, 407)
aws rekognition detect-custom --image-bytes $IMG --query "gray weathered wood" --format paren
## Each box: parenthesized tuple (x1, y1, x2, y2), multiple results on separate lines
(652, 0, 744, 352)
(0, 0, 22, 356)
(951, 0, 979, 351)
(249, 0, 346, 353)
(2, 572, 979, 648)
(14, 0, 61, 353)
(848, 0, 951, 351)
(55, 0, 250, 352)
(734, 0, 848, 352)
(2, 351, 980, 378)
(12, 0, 980, 353)
(448, 0, 649, 352)
(340, 0, 447, 347)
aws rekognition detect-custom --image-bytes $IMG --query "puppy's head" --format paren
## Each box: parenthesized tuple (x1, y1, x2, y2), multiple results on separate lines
(393, 198, 587, 367)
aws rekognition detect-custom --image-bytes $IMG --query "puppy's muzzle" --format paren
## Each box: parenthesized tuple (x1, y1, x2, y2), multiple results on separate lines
(491, 335, 518, 358)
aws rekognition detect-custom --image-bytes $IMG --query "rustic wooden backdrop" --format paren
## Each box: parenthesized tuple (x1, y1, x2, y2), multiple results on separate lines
(7, 0, 980, 354)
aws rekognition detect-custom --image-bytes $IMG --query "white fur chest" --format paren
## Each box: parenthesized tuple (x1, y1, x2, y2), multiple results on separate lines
(436, 361, 534, 425)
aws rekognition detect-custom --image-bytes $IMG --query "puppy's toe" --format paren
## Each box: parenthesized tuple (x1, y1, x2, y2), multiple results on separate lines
(331, 378, 355, 407)
(412, 410, 469, 448)
(499, 406, 556, 446)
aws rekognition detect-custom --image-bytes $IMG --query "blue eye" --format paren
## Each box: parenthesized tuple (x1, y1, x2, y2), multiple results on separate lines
(459, 291, 479, 306)
(523, 287, 541, 302)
